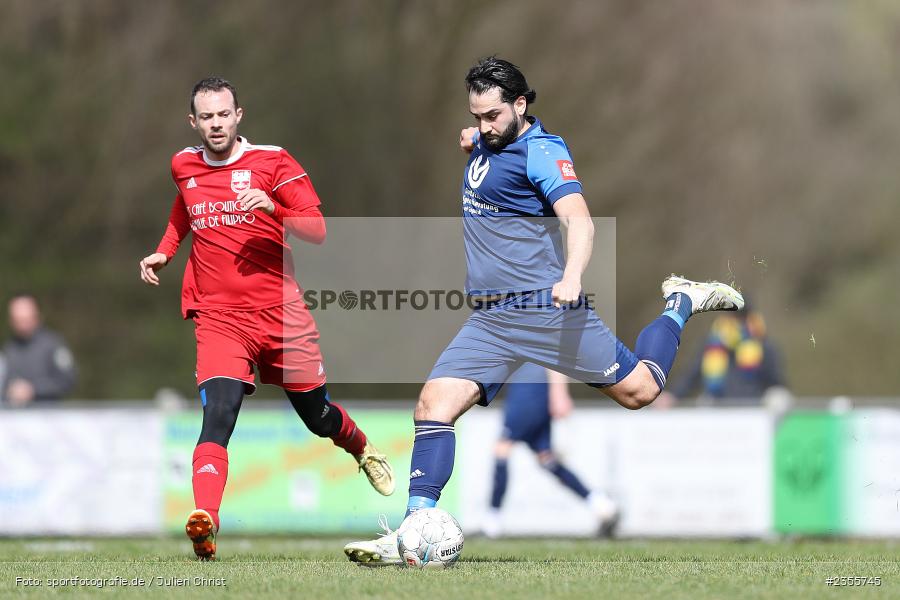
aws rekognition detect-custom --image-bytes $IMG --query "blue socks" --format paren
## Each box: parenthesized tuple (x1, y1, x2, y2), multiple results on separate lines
(492, 456, 591, 509)
(490, 459, 509, 509)
(661, 292, 693, 328)
(407, 420, 455, 516)
(635, 293, 691, 390)
(543, 457, 591, 499)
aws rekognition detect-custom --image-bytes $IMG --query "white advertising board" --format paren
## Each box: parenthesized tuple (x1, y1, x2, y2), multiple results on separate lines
(459, 408, 773, 538)
(844, 409, 900, 536)
(0, 410, 163, 535)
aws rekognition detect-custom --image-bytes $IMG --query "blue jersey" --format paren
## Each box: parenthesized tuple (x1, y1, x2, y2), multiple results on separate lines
(461, 117, 583, 295)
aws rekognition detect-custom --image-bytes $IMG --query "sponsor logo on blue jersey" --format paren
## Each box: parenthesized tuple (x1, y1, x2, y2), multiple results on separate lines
(467, 155, 490, 188)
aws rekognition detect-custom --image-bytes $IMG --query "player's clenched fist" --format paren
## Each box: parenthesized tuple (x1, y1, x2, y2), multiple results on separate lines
(237, 188, 275, 215)
(551, 277, 582, 308)
(139, 253, 168, 286)
(459, 127, 478, 153)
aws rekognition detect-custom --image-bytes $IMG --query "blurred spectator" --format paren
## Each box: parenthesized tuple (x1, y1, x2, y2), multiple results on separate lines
(659, 301, 786, 406)
(1, 294, 77, 407)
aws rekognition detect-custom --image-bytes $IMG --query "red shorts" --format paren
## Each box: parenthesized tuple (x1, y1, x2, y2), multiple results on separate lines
(192, 301, 326, 394)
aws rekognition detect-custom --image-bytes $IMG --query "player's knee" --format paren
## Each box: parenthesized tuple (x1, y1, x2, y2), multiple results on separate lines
(304, 411, 339, 438)
(613, 383, 659, 410)
(200, 405, 239, 444)
(286, 385, 341, 438)
(197, 377, 245, 446)
(607, 368, 659, 410)
(537, 451, 557, 468)
(414, 379, 479, 423)
(494, 439, 514, 459)
(415, 380, 453, 421)
(618, 388, 657, 410)
(414, 385, 436, 421)
(636, 384, 660, 409)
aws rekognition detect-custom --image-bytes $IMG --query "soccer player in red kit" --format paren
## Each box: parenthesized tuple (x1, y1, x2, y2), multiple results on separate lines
(139, 77, 395, 560)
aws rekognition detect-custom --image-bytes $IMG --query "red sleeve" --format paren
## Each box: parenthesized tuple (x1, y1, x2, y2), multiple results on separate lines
(273, 199, 327, 245)
(270, 150, 326, 244)
(155, 194, 191, 260)
(271, 150, 320, 211)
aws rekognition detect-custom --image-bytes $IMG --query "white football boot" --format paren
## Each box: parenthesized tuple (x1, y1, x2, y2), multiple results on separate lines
(588, 491, 620, 538)
(481, 509, 503, 539)
(661, 275, 744, 313)
(343, 515, 402, 567)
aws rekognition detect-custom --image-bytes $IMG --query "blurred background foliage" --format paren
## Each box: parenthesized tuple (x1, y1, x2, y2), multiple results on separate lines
(1, 0, 899, 399)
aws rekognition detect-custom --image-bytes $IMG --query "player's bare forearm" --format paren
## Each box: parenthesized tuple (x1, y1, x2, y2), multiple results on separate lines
(551, 193, 593, 305)
(562, 215, 593, 281)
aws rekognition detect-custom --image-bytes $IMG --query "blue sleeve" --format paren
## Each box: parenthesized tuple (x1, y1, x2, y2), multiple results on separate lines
(526, 136, 583, 203)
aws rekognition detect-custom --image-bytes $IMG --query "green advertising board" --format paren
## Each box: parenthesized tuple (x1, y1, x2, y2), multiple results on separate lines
(163, 409, 459, 534)
(773, 412, 846, 535)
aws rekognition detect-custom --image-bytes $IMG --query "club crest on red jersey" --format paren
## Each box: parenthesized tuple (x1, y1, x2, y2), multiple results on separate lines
(557, 160, 578, 181)
(230, 170, 252, 194)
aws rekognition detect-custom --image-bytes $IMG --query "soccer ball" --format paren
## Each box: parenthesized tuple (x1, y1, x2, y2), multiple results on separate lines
(396, 508, 464, 569)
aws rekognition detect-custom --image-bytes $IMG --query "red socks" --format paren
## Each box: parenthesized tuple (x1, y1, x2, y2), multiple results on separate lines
(330, 402, 367, 456)
(192, 442, 228, 530)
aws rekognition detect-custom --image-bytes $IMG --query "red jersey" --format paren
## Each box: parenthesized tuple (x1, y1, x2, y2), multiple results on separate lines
(156, 137, 324, 317)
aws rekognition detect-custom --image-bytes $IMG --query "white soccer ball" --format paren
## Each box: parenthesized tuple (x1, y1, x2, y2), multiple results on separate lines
(396, 508, 464, 569)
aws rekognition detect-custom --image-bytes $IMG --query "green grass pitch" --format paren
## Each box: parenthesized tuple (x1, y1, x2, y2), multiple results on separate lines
(0, 537, 896, 599)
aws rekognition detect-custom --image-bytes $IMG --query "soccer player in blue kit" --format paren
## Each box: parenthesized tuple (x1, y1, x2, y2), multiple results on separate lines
(482, 363, 619, 539)
(344, 57, 743, 565)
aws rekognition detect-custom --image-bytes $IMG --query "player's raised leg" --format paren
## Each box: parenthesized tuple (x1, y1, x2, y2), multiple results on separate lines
(604, 275, 744, 409)
(287, 384, 394, 495)
(344, 377, 481, 566)
(186, 377, 245, 561)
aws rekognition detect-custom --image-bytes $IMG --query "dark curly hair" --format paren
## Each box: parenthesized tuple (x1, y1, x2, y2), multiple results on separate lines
(465, 56, 536, 109)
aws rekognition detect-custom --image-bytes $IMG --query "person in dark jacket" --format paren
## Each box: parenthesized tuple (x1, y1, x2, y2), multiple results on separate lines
(1, 294, 77, 406)
(664, 301, 785, 404)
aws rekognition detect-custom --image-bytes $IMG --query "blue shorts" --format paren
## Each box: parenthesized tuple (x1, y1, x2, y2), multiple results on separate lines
(428, 289, 639, 404)
(501, 364, 552, 452)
